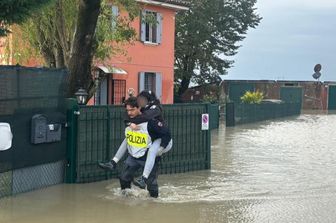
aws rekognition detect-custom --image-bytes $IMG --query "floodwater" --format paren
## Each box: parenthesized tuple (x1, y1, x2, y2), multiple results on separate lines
(1, 112, 336, 223)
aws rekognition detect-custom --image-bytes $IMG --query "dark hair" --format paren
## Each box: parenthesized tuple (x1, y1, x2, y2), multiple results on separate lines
(149, 91, 161, 106)
(138, 90, 161, 106)
(138, 91, 152, 102)
(124, 97, 139, 108)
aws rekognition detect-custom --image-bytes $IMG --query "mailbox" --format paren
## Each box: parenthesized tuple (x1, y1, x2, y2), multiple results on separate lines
(31, 114, 62, 144)
(46, 123, 61, 142)
(31, 114, 47, 144)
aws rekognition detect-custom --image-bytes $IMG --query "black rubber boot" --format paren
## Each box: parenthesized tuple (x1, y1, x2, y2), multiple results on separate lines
(98, 160, 116, 171)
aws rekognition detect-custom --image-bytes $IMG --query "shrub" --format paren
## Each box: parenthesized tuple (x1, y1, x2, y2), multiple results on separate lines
(240, 90, 264, 104)
(201, 94, 218, 103)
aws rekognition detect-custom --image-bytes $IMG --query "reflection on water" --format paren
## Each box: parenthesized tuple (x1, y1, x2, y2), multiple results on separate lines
(1, 113, 336, 223)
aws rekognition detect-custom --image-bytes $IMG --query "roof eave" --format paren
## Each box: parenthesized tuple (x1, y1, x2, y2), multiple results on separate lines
(136, 0, 189, 11)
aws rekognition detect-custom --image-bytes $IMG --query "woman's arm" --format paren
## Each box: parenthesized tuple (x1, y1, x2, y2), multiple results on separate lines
(128, 105, 162, 124)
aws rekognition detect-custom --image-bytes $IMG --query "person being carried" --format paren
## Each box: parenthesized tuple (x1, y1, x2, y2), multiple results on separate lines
(100, 91, 172, 190)
(99, 97, 172, 198)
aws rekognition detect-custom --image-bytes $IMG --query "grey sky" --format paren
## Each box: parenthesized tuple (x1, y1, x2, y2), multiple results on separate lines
(225, 0, 336, 81)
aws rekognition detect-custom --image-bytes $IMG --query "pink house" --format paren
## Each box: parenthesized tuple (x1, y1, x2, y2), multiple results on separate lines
(92, 0, 189, 105)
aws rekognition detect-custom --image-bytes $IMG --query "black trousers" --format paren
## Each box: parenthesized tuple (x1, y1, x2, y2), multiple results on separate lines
(119, 155, 161, 198)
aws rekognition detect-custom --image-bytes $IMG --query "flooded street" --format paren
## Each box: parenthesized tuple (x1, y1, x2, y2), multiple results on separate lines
(1, 113, 336, 223)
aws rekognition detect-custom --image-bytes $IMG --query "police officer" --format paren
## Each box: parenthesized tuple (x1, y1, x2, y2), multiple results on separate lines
(99, 97, 171, 198)
(125, 91, 172, 189)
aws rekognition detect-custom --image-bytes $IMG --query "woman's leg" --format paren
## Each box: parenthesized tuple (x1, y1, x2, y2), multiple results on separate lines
(99, 139, 127, 170)
(134, 139, 173, 189)
(142, 139, 161, 178)
(158, 139, 173, 156)
(112, 139, 127, 163)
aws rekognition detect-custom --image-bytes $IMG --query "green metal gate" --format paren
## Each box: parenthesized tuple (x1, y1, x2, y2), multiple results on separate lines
(228, 82, 255, 103)
(280, 87, 303, 105)
(209, 103, 219, 129)
(328, 85, 336, 110)
(66, 103, 212, 183)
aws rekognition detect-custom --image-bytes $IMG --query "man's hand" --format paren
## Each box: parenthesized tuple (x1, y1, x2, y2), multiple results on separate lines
(130, 123, 140, 130)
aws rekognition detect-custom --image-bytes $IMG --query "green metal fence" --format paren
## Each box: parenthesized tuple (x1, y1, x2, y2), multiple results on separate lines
(226, 102, 301, 126)
(209, 103, 220, 129)
(280, 87, 303, 105)
(66, 103, 212, 183)
(328, 85, 336, 110)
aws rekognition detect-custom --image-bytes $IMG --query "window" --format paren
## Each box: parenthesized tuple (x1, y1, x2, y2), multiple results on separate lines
(111, 79, 126, 105)
(111, 5, 119, 30)
(95, 78, 126, 105)
(140, 10, 162, 44)
(139, 72, 162, 100)
(144, 72, 156, 92)
(145, 12, 157, 43)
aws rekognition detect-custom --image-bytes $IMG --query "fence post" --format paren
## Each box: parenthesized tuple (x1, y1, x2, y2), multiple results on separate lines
(105, 106, 111, 179)
(65, 98, 79, 183)
(106, 106, 111, 161)
(209, 103, 220, 129)
(226, 102, 235, 126)
(205, 103, 212, 169)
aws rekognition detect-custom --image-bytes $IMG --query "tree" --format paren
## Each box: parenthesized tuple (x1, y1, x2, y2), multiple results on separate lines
(0, 0, 53, 36)
(175, 0, 262, 97)
(17, 0, 139, 98)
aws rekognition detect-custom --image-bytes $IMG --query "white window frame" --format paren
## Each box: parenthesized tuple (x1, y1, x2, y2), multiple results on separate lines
(139, 72, 162, 101)
(140, 10, 162, 44)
